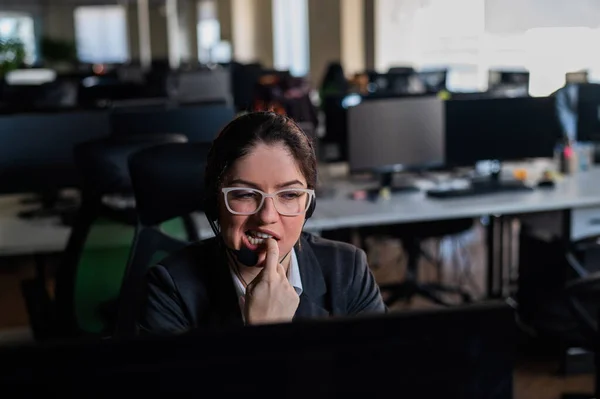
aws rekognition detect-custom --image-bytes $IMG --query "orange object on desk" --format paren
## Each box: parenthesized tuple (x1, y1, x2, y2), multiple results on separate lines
(513, 169, 527, 181)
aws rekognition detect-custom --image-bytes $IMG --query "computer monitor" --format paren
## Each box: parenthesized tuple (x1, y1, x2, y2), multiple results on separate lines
(488, 70, 530, 98)
(575, 83, 600, 142)
(445, 96, 561, 167)
(0, 301, 515, 398)
(348, 96, 445, 190)
(109, 103, 235, 143)
(165, 68, 232, 105)
(417, 69, 448, 93)
(0, 109, 111, 217)
(0, 110, 110, 194)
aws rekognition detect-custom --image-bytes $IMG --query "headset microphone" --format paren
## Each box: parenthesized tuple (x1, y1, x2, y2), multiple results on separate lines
(230, 242, 293, 268)
(232, 245, 260, 267)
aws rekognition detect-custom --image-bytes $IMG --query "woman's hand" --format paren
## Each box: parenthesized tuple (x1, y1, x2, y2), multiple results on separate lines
(244, 238, 300, 325)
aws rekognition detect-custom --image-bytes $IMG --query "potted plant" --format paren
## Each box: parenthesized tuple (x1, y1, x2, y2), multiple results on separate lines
(0, 38, 25, 76)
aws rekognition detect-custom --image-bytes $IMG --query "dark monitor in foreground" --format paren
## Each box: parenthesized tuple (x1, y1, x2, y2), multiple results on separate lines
(109, 103, 235, 143)
(445, 96, 560, 167)
(0, 302, 515, 398)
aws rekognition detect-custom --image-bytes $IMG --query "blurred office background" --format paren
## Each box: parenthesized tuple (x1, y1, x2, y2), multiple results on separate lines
(2, 0, 600, 398)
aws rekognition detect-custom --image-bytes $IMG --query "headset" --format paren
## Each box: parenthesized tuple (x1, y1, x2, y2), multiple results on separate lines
(204, 112, 316, 267)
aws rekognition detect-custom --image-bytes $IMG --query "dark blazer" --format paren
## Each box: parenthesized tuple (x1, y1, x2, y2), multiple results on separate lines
(137, 232, 386, 335)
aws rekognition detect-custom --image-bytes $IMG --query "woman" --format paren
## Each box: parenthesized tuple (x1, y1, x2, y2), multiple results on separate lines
(319, 62, 348, 99)
(137, 112, 385, 335)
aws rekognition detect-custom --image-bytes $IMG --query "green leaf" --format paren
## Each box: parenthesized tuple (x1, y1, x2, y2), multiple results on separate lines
(0, 38, 25, 76)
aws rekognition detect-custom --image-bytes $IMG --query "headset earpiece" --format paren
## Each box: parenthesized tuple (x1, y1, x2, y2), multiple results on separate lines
(305, 198, 315, 220)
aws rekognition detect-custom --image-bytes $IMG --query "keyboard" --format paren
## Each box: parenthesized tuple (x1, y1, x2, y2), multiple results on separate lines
(426, 181, 535, 199)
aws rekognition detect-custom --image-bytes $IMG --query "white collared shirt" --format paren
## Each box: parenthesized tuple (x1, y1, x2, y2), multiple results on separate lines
(229, 248, 303, 319)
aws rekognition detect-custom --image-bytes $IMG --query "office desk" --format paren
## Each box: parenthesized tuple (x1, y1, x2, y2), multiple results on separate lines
(184, 168, 600, 240)
(2, 168, 600, 296)
(3, 168, 600, 251)
(313, 168, 600, 230)
(0, 196, 71, 256)
(0, 196, 335, 256)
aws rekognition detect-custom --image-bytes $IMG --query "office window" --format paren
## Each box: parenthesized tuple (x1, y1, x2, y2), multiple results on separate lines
(272, 0, 309, 77)
(524, 27, 599, 96)
(376, 0, 600, 95)
(376, 0, 486, 91)
(74, 6, 129, 64)
(0, 13, 36, 64)
(197, 0, 231, 63)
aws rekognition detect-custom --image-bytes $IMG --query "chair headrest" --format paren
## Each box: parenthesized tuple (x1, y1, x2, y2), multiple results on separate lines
(128, 142, 210, 226)
(74, 134, 188, 195)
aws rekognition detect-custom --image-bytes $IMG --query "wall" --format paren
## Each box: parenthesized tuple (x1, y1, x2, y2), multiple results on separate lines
(364, 0, 375, 71)
(485, 0, 600, 34)
(308, 0, 341, 86)
(254, 0, 273, 68)
(231, 0, 273, 67)
(341, 0, 366, 77)
(43, 5, 77, 42)
(216, 0, 233, 43)
(374, 0, 421, 71)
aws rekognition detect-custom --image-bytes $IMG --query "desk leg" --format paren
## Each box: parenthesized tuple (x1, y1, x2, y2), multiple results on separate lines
(488, 215, 520, 299)
(486, 216, 494, 298)
(486, 215, 504, 299)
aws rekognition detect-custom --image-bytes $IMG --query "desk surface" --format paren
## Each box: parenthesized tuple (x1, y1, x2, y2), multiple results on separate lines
(2, 168, 600, 255)
(311, 167, 600, 230)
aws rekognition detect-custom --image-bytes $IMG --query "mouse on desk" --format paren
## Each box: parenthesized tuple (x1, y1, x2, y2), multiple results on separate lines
(537, 179, 555, 188)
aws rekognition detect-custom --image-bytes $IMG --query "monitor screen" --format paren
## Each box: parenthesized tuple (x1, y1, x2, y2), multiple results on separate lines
(348, 96, 445, 172)
(109, 103, 235, 143)
(0, 110, 111, 194)
(0, 302, 515, 398)
(445, 96, 561, 166)
(576, 83, 600, 141)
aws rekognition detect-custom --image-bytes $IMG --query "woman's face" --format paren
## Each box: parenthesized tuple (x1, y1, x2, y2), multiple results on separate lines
(218, 142, 309, 266)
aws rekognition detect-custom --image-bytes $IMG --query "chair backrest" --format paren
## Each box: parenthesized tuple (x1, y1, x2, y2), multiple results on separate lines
(116, 142, 211, 336)
(74, 134, 188, 197)
(54, 134, 188, 338)
(564, 248, 600, 346)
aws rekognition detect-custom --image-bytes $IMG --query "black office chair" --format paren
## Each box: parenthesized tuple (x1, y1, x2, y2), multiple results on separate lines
(21, 133, 189, 342)
(517, 229, 600, 399)
(360, 219, 474, 307)
(560, 251, 600, 399)
(115, 142, 211, 337)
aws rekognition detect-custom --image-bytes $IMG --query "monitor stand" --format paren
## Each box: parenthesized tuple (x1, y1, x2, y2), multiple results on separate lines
(363, 171, 421, 198)
(19, 191, 79, 225)
(426, 166, 533, 199)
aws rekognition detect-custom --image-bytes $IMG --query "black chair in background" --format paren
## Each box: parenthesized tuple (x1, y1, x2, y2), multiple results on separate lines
(517, 227, 600, 399)
(560, 247, 600, 399)
(21, 133, 189, 342)
(359, 219, 474, 307)
(116, 142, 211, 337)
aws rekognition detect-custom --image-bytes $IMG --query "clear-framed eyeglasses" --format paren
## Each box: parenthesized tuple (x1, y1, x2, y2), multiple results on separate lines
(221, 187, 315, 216)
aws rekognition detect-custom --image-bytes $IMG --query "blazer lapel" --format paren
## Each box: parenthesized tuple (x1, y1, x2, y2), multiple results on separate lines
(208, 239, 244, 327)
(294, 234, 330, 319)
